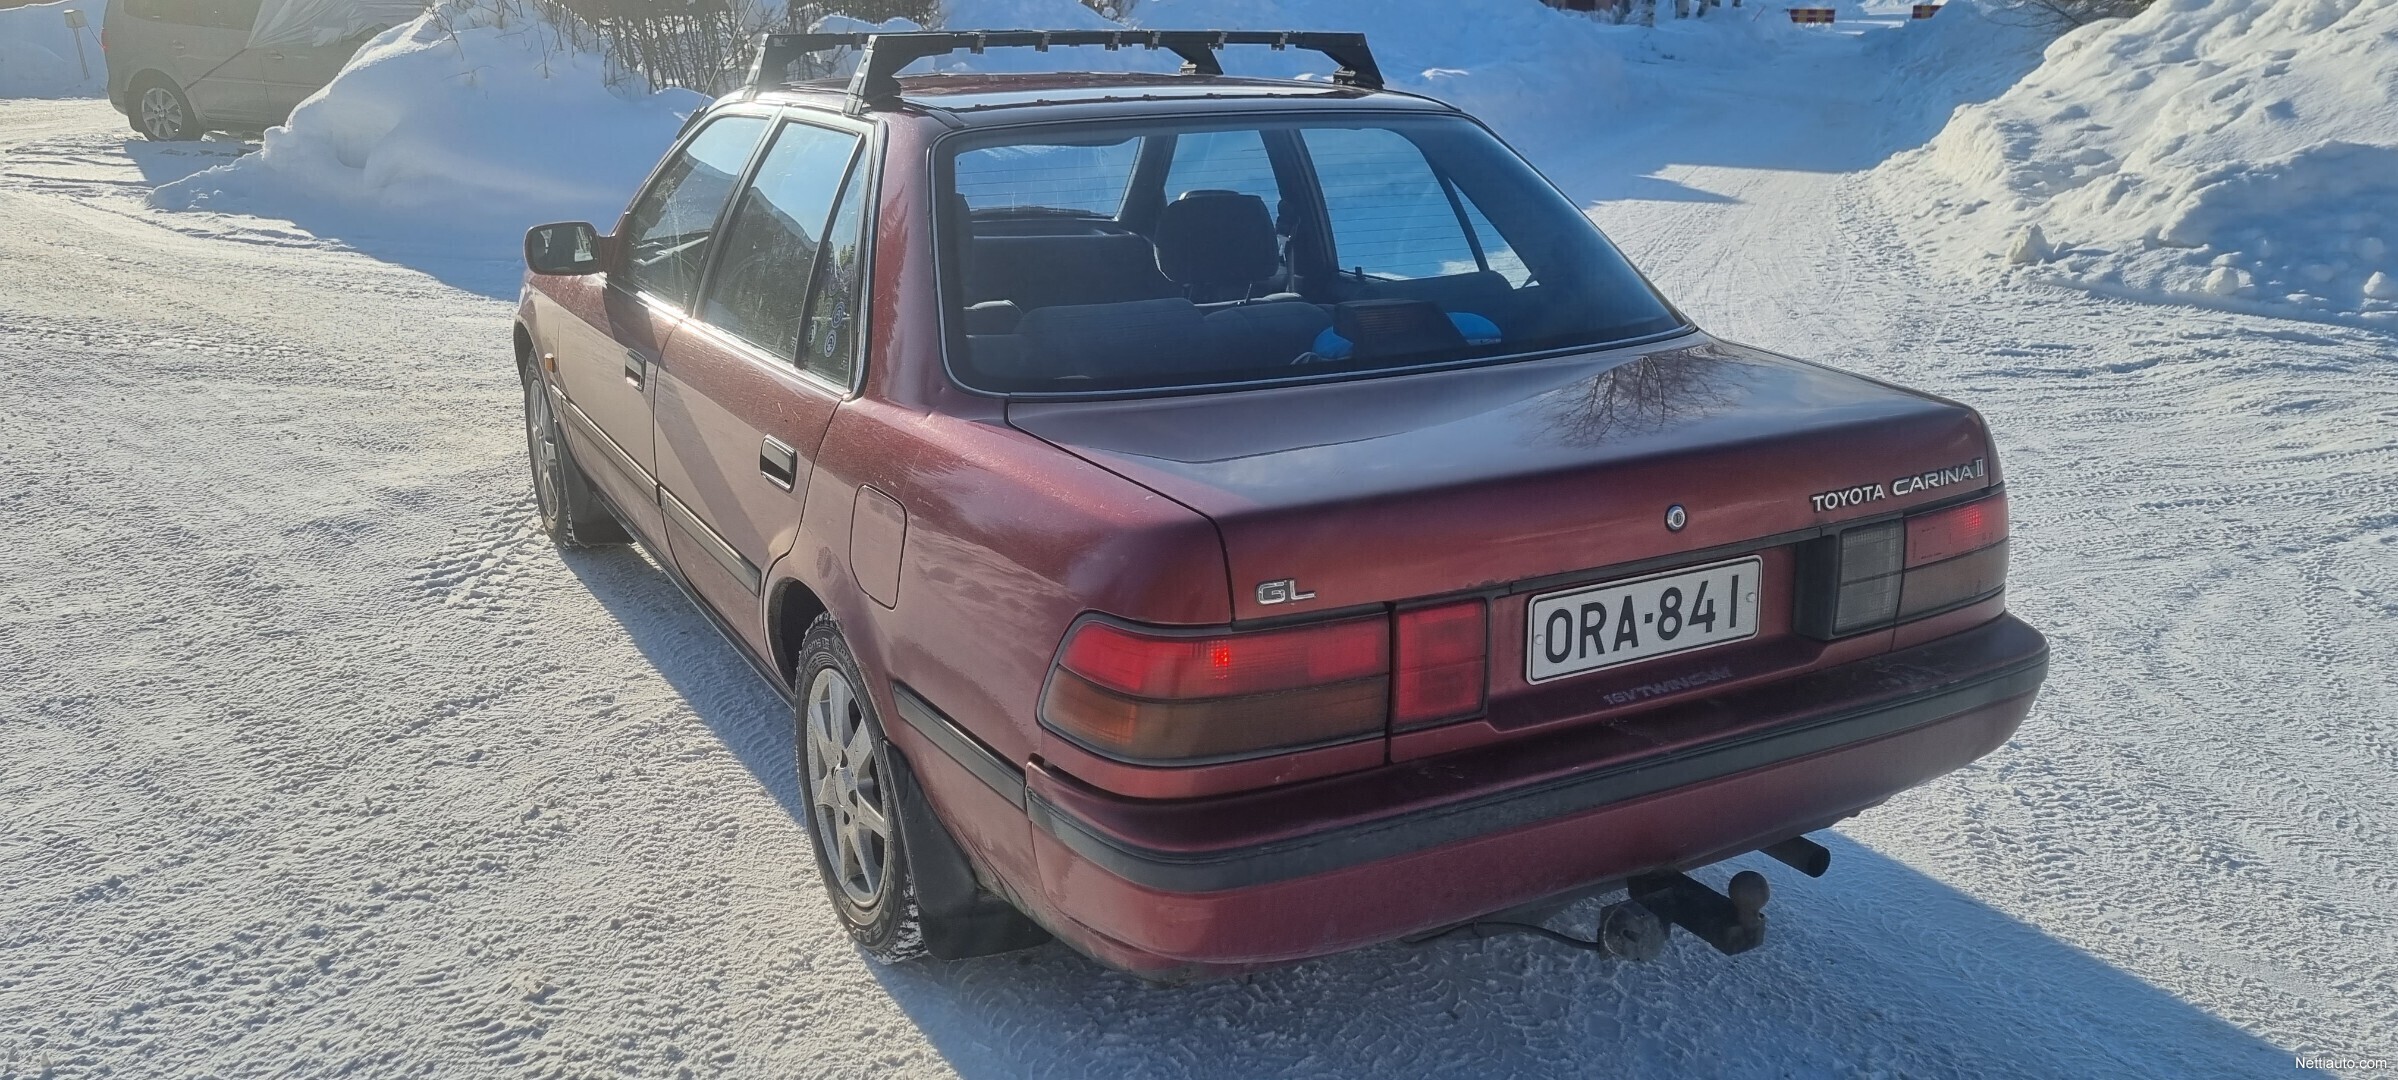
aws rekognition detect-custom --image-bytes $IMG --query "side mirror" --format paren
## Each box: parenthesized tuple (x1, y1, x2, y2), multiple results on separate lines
(525, 221, 605, 276)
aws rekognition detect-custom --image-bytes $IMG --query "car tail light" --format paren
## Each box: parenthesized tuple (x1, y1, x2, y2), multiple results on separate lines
(1900, 491, 2010, 617)
(1393, 600, 1488, 729)
(1906, 495, 2008, 567)
(1041, 617, 1390, 763)
(1799, 489, 2009, 639)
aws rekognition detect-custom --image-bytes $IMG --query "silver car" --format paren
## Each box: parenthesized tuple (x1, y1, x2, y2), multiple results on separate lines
(103, 0, 420, 140)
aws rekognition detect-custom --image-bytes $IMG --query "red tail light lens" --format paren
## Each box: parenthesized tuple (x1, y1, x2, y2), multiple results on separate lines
(1899, 541, 2009, 618)
(1059, 618, 1386, 698)
(1906, 494, 2009, 568)
(1043, 617, 1390, 764)
(1900, 490, 2010, 617)
(1393, 600, 1488, 729)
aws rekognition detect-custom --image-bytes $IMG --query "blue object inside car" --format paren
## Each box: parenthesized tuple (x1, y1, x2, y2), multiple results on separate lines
(1311, 311, 1501, 361)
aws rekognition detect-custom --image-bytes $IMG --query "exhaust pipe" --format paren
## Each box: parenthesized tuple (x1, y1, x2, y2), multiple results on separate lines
(1763, 835, 1832, 877)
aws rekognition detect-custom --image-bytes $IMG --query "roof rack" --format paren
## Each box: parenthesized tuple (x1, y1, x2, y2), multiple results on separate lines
(745, 30, 1384, 114)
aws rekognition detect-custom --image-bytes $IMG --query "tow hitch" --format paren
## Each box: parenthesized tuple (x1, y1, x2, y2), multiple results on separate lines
(1409, 835, 1831, 961)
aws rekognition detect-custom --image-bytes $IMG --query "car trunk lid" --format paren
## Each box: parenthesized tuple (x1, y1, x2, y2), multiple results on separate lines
(1007, 336, 1997, 626)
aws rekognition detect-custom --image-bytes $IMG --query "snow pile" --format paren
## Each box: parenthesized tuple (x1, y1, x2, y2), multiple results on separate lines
(153, 3, 705, 255)
(1874, 0, 2398, 323)
(0, 0, 108, 98)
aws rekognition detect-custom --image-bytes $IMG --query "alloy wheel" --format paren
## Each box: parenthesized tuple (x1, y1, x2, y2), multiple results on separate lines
(522, 375, 562, 523)
(805, 666, 891, 907)
(139, 87, 185, 140)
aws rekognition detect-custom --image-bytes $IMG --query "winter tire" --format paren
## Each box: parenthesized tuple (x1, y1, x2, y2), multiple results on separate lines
(520, 363, 631, 547)
(133, 78, 198, 142)
(796, 617, 928, 964)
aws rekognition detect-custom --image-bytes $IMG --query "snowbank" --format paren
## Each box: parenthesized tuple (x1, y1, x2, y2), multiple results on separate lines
(0, 0, 108, 98)
(1873, 0, 2398, 324)
(152, 4, 705, 258)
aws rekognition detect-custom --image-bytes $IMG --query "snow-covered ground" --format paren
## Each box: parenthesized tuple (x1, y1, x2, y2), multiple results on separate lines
(3, 3, 2396, 1077)
(0, 0, 108, 98)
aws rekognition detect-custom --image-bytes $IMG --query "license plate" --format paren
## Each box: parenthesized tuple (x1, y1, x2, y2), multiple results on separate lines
(1525, 557, 1762, 683)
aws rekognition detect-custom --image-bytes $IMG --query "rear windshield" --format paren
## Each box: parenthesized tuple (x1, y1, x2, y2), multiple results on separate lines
(940, 113, 1683, 395)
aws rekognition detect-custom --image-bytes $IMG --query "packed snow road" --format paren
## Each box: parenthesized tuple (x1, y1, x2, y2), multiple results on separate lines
(2, 82, 2393, 1080)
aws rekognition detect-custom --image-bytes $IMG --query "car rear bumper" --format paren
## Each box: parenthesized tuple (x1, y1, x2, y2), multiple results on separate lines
(1019, 614, 2046, 975)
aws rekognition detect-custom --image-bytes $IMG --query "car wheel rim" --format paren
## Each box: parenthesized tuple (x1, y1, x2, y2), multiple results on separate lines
(139, 88, 183, 139)
(805, 666, 889, 908)
(522, 376, 561, 522)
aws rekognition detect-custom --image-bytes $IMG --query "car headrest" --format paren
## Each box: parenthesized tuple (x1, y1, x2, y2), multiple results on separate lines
(1154, 190, 1280, 290)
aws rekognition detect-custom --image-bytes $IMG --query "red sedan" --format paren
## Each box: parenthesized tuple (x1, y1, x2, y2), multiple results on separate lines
(513, 30, 2045, 979)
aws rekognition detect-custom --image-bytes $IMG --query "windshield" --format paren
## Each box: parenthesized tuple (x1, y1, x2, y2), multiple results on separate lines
(940, 113, 1684, 395)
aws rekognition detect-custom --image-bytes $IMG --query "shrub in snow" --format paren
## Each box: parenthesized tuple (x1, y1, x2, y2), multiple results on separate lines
(1988, 0, 2152, 30)
(1874, 0, 2398, 325)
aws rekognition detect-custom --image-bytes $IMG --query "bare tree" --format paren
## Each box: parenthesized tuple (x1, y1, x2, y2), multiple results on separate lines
(1988, 0, 2151, 30)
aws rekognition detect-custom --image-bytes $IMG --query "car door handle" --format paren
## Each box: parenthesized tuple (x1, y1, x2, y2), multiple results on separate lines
(759, 437, 798, 490)
(269, 52, 287, 61)
(623, 349, 648, 387)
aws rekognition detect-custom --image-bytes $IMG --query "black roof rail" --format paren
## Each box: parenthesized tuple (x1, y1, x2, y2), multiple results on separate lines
(744, 30, 1384, 114)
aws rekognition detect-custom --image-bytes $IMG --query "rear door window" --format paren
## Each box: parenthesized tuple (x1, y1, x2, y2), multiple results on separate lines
(953, 137, 1139, 216)
(619, 115, 771, 311)
(206, 0, 263, 31)
(698, 121, 860, 369)
(799, 164, 873, 385)
(1163, 129, 1280, 206)
(1303, 126, 1479, 281)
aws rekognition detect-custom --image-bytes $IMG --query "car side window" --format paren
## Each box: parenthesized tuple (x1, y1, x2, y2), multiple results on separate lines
(619, 115, 770, 311)
(953, 137, 1140, 216)
(1163, 129, 1280, 205)
(191, 0, 261, 30)
(800, 161, 872, 385)
(698, 121, 859, 368)
(130, 0, 257, 28)
(1301, 127, 1480, 281)
(1458, 190, 1533, 287)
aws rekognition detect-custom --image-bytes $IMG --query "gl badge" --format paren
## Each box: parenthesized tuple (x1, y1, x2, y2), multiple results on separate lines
(1256, 578, 1316, 606)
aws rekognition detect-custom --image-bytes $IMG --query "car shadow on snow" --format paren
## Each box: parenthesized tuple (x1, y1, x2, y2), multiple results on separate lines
(556, 547, 2292, 1079)
(119, 134, 255, 189)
